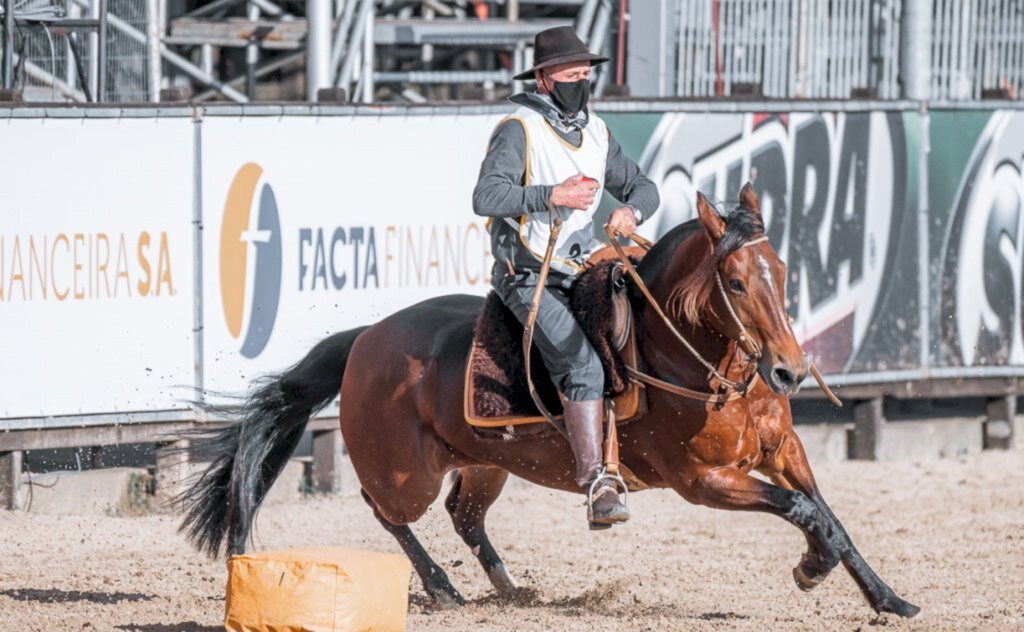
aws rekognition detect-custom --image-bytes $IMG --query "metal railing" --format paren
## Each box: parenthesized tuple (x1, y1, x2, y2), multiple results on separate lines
(673, 0, 903, 99)
(2, 0, 151, 102)
(932, 0, 1024, 100)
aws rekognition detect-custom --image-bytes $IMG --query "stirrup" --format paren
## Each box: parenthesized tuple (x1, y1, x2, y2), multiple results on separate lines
(586, 467, 629, 530)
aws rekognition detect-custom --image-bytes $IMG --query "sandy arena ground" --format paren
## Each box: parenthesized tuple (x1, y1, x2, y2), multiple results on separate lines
(0, 448, 1021, 631)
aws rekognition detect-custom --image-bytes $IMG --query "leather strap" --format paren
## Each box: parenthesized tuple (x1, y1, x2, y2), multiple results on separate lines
(604, 225, 756, 394)
(810, 362, 843, 407)
(627, 366, 758, 404)
(606, 226, 841, 408)
(522, 209, 571, 441)
(603, 400, 620, 474)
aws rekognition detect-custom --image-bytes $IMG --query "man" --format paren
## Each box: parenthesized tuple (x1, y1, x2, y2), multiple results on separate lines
(472, 26, 660, 527)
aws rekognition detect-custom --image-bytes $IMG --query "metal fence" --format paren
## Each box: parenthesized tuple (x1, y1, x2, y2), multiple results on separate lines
(932, 0, 1024, 100)
(666, 0, 1024, 101)
(674, 0, 903, 99)
(14, 0, 148, 102)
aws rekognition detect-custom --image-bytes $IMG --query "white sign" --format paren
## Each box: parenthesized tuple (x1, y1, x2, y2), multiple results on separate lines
(200, 115, 501, 395)
(0, 117, 195, 418)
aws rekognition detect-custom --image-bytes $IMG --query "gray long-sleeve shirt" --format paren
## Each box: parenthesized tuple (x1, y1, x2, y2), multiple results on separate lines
(472, 106, 660, 277)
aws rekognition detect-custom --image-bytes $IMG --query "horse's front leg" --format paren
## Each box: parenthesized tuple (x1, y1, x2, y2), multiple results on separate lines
(760, 430, 841, 591)
(766, 430, 920, 616)
(671, 464, 920, 618)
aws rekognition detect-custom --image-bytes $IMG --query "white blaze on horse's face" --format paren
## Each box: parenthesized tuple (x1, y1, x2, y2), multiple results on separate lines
(757, 253, 796, 339)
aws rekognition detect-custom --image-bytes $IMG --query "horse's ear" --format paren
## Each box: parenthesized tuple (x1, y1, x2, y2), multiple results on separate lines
(696, 192, 726, 242)
(739, 182, 761, 216)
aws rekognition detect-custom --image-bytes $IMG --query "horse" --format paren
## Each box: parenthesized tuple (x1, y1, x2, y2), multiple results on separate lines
(179, 184, 920, 618)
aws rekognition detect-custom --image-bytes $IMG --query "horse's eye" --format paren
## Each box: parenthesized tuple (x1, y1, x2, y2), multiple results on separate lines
(729, 279, 746, 293)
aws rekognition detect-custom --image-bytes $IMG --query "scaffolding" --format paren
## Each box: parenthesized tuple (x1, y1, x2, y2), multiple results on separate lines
(2, 0, 1022, 104)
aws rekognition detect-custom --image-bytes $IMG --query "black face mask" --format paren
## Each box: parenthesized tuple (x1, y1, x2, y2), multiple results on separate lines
(546, 76, 590, 115)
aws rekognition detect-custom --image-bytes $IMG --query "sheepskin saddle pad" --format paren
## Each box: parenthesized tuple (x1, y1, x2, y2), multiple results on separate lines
(464, 260, 643, 429)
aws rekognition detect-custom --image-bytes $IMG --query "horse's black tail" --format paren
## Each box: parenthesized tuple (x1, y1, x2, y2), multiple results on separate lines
(177, 326, 368, 558)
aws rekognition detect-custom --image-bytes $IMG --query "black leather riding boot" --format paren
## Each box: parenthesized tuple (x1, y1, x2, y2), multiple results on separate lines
(562, 399, 630, 527)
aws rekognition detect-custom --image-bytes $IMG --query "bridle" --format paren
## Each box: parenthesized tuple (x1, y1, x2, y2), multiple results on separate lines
(604, 225, 841, 407)
(604, 225, 762, 403)
(520, 213, 840, 445)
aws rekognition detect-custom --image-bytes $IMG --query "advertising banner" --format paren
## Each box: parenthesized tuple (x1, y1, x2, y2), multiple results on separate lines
(199, 115, 501, 395)
(931, 110, 1024, 370)
(607, 111, 922, 376)
(4, 103, 1024, 424)
(0, 117, 195, 418)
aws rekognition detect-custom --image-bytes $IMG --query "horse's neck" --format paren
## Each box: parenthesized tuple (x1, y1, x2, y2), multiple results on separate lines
(639, 231, 747, 389)
(639, 309, 746, 389)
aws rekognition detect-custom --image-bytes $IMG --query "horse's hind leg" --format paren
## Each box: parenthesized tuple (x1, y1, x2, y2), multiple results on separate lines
(361, 490, 466, 608)
(444, 466, 518, 596)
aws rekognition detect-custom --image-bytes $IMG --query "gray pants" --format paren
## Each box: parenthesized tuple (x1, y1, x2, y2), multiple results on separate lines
(492, 266, 605, 402)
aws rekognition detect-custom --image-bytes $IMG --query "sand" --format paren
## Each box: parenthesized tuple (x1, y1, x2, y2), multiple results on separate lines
(1, 448, 1022, 631)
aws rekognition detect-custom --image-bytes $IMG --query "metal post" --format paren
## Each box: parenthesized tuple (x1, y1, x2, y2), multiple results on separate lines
(88, 0, 99, 97)
(336, 0, 374, 91)
(246, 1, 259, 98)
(512, 40, 525, 94)
(306, 0, 331, 101)
(902, 0, 932, 100)
(576, 0, 599, 37)
(359, 3, 373, 102)
(3, 0, 14, 89)
(97, 0, 108, 101)
(66, 0, 80, 89)
(329, 0, 360, 82)
(917, 107, 930, 370)
(192, 116, 204, 407)
(588, 0, 611, 54)
(146, 0, 161, 101)
(200, 43, 213, 76)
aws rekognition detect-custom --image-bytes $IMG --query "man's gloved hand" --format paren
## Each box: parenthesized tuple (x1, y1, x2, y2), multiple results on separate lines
(551, 173, 598, 210)
(605, 206, 638, 234)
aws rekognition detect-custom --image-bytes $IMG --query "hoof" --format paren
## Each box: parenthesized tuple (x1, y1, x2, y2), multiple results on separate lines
(486, 563, 518, 596)
(792, 563, 826, 592)
(875, 596, 922, 619)
(427, 585, 466, 609)
(792, 551, 836, 592)
(588, 486, 630, 526)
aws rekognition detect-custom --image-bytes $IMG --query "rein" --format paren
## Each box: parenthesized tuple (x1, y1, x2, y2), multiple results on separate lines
(604, 225, 761, 403)
(604, 225, 842, 407)
(522, 210, 572, 441)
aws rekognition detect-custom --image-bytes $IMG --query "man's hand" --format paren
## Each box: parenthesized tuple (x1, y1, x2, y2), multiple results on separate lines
(551, 173, 598, 210)
(605, 206, 638, 234)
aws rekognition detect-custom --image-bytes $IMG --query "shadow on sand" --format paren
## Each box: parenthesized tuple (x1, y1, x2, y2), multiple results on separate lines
(114, 623, 221, 631)
(0, 588, 153, 605)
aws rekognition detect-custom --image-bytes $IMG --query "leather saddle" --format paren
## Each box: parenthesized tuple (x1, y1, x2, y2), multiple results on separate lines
(464, 259, 644, 429)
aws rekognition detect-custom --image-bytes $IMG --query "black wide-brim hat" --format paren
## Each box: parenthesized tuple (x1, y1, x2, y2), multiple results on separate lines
(513, 26, 610, 81)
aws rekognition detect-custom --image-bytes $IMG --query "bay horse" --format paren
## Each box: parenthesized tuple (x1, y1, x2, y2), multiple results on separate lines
(179, 185, 919, 618)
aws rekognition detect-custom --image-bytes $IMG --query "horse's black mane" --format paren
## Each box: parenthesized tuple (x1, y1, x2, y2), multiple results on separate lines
(636, 202, 764, 285)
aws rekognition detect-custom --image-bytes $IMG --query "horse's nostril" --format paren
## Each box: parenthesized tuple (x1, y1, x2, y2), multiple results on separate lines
(772, 367, 796, 387)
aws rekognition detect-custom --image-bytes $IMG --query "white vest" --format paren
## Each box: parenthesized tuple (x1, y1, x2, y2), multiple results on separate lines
(504, 105, 609, 276)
